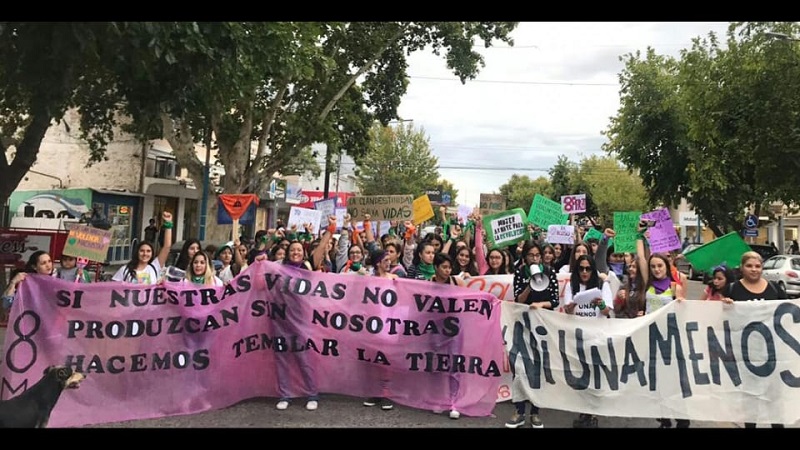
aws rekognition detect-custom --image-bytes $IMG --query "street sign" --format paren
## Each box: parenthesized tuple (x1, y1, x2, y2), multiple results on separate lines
(744, 229, 758, 237)
(744, 214, 759, 229)
(441, 192, 451, 206)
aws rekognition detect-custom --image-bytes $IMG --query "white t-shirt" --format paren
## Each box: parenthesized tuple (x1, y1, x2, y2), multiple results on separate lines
(563, 281, 613, 319)
(112, 260, 162, 285)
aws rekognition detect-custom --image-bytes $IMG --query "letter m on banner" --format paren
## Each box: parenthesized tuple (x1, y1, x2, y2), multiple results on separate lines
(218, 194, 259, 220)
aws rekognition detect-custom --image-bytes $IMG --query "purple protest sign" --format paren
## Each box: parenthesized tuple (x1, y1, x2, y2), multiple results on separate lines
(641, 208, 682, 253)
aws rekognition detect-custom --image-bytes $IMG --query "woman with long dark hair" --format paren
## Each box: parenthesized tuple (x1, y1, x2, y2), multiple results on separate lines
(175, 238, 202, 271)
(563, 254, 612, 428)
(405, 241, 436, 281)
(112, 211, 173, 284)
(2, 251, 55, 311)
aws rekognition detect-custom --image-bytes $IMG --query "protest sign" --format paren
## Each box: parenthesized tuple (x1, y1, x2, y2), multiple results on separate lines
(347, 195, 413, 221)
(483, 209, 529, 248)
(546, 225, 575, 245)
(479, 194, 506, 216)
(288, 207, 322, 235)
(0, 262, 505, 427)
(502, 300, 800, 424)
(457, 205, 473, 224)
(61, 225, 113, 263)
(218, 194, 259, 220)
(613, 211, 642, 253)
(334, 208, 348, 229)
(641, 208, 682, 253)
(528, 194, 569, 229)
(561, 194, 586, 214)
(684, 232, 751, 273)
(412, 195, 434, 225)
(314, 198, 337, 227)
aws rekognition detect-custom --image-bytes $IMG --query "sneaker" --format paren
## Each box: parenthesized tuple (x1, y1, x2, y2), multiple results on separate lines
(504, 412, 526, 428)
(449, 409, 460, 420)
(573, 414, 598, 428)
(432, 409, 444, 414)
(305, 400, 318, 411)
(275, 400, 289, 410)
(530, 414, 544, 428)
(363, 397, 379, 407)
(380, 399, 394, 411)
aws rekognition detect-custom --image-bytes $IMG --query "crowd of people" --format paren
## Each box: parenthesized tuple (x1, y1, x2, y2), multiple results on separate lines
(0, 206, 790, 428)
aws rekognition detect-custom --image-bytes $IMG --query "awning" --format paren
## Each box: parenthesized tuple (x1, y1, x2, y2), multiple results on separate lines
(90, 188, 144, 197)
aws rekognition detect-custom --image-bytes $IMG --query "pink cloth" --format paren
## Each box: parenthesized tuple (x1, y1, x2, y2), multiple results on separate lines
(0, 261, 504, 427)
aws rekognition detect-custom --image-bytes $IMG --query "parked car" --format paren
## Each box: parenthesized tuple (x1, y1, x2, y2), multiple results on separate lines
(676, 243, 779, 281)
(761, 255, 800, 298)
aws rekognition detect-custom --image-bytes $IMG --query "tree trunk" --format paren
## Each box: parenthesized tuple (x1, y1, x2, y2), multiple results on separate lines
(0, 107, 53, 210)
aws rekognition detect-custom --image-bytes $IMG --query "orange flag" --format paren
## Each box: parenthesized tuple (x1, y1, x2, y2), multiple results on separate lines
(218, 194, 259, 220)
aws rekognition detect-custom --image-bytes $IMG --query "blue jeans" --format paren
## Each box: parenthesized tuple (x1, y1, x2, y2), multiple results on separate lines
(514, 400, 539, 415)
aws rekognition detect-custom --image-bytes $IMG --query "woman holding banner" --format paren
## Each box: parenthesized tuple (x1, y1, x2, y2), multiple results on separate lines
(184, 251, 224, 286)
(724, 251, 786, 429)
(2, 250, 56, 310)
(506, 241, 560, 429)
(562, 254, 613, 428)
(362, 248, 399, 411)
(112, 211, 173, 284)
(636, 226, 689, 428)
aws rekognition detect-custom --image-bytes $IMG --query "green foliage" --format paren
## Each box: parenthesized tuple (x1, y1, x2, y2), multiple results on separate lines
(498, 174, 552, 214)
(355, 123, 440, 197)
(603, 22, 800, 236)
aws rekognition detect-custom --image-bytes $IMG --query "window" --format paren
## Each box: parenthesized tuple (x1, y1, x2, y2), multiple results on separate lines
(764, 257, 781, 270)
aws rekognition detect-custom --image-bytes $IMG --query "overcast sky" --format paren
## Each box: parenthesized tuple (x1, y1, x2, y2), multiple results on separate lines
(395, 21, 732, 207)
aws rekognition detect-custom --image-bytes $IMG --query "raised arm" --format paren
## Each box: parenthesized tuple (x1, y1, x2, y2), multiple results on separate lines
(312, 216, 337, 271)
(595, 228, 615, 275)
(156, 211, 173, 268)
(636, 226, 649, 285)
(473, 213, 488, 275)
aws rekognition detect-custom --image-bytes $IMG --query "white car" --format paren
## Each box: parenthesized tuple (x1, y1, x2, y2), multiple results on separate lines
(761, 255, 800, 298)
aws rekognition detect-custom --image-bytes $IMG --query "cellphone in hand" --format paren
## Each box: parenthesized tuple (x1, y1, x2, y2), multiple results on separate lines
(640, 220, 657, 228)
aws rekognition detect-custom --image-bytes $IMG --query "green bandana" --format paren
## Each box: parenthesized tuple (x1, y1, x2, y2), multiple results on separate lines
(191, 275, 205, 285)
(351, 262, 362, 272)
(418, 262, 435, 280)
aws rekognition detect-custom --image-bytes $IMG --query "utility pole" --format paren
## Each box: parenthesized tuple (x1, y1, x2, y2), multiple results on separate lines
(323, 141, 337, 200)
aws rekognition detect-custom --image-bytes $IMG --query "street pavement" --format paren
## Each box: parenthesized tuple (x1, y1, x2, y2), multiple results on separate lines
(0, 280, 792, 428)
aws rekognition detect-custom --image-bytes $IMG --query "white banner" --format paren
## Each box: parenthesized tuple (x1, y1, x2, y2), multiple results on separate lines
(502, 299, 800, 424)
(679, 211, 699, 226)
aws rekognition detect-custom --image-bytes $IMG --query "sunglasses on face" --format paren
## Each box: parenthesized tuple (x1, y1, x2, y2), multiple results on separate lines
(578, 266, 592, 273)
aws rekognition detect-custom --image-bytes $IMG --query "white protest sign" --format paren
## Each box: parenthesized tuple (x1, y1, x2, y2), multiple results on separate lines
(561, 194, 586, 214)
(335, 208, 348, 229)
(314, 198, 337, 227)
(288, 207, 322, 235)
(546, 224, 575, 244)
(571, 287, 602, 306)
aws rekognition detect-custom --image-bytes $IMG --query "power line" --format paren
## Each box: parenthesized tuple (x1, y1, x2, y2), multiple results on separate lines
(408, 75, 618, 86)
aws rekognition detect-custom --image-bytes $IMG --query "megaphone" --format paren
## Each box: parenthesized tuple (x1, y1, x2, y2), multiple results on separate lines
(529, 264, 549, 291)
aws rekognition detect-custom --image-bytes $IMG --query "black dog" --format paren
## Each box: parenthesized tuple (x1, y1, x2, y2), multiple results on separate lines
(0, 365, 86, 428)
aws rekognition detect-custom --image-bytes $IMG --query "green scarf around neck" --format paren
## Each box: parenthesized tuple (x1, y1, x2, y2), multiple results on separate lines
(418, 262, 435, 280)
(191, 275, 205, 285)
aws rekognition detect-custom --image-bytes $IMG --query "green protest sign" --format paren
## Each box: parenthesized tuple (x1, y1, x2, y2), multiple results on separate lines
(684, 232, 751, 273)
(583, 227, 603, 242)
(483, 208, 530, 248)
(613, 211, 642, 253)
(528, 194, 569, 229)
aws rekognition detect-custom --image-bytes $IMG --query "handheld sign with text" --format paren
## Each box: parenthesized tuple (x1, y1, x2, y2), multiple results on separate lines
(412, 194, 435, 225)
(546, 225, 575, 245)
(483, 209, 530, 248)
(613, 211, 642, 253)
(287, 207, 322, 235)
(314, 198, 337, 226)
(583, 227, 603, 242)
(683, 232, 751, 273)
(528, 194, 569, 229)
(479, 194, 506, 216)
(62, 225, 113, 263)
(561, 194, 586, 214)
(641, 207, 682, 253)
(347, 195, 413, 221)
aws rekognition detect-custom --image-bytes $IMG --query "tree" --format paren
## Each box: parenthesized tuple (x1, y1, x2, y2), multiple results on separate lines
(0, 22, 518, 241)
(438, 178, 459, 207)
(574, 155, 649, 226)
(603, 22, 800, 236)
(355, 123, 440, 197)
(498, 174, 552, 214)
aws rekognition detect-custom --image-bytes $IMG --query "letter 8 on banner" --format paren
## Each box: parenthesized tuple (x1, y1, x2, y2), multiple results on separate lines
(218, 194, 259, 220)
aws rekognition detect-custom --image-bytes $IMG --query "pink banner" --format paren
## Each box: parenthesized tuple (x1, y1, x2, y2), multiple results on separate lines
(641, 207, 682, 253)
(0, 261, 504, 427)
